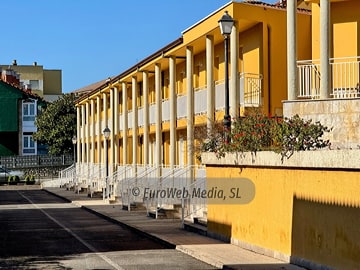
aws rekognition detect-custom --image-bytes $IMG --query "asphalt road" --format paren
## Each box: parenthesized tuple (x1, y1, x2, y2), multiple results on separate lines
(0, 189, 216, 269)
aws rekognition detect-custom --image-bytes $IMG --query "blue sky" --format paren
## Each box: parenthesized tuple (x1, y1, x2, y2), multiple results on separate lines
(2, 0, 275, 93)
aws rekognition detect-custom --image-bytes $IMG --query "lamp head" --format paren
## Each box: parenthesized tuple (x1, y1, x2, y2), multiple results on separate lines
(103, 127, 111, 139)
(218, 11, 234, 36)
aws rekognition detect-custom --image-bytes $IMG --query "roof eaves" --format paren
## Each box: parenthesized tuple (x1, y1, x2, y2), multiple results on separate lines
(0, 79, 46, 101)
(76, 37, 183, 104)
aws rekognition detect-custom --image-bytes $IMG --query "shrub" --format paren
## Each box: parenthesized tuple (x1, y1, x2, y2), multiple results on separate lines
(25, 175, 36, 185)
(8, 176, 19, 185)
(201, 112, 332, 162)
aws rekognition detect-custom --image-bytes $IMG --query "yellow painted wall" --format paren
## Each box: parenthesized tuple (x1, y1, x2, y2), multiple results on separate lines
(206, 165, 360, 269)
(1, 65, 43, 80)
(163, 131, 170, 165)
(176, 61, 186, 95)
(149, 76, 156, 103)
(43, 70, 62, 95)
(332, 0, 360, 58)
(312, 0, 359, 59)
(311, 3, 321, 60)
(240, 24, 261, 75)
(0, 65, 62, 95)
(194, 52, 206, 89)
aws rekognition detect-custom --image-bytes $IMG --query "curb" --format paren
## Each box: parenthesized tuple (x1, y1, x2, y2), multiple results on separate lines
(176, 245, 225, 269)
(43, 188, 175, 249)
(43, 188, 73, 203)
(81, 205, 176, 249)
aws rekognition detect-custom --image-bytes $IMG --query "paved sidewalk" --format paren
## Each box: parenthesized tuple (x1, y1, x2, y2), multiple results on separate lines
(44, 187, 305, 270)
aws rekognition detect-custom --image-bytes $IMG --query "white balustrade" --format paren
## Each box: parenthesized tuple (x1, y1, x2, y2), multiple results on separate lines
(297, 56, 360, 99)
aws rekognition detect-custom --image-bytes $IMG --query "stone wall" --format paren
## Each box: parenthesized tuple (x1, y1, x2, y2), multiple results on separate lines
(283, 98, 360, 150)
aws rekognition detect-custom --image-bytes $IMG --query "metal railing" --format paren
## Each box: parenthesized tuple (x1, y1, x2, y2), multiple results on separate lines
(0, 154, 73, 169)
(143, 165, 206, 220)
(331, 56, 360, 98)
(181, 173, 207, 228)
(109, 165, 133, 200)
(87, 163, 105, 196)
(297, 56, 360, 99)
(57, 161, 208, 226)
(121, 165, 159, 210)
(58, 164, 76, 188)
(143, 165, 188, 218)
(240, 73, 263, 107)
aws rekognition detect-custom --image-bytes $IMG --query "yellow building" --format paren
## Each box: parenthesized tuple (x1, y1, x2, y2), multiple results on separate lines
(75, 1, 310, 171)
(203, 0, 360, 269)
(0, 60, 62, 102)
(70, 1, 360, 269)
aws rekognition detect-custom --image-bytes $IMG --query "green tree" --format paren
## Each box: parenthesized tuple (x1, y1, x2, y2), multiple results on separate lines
(33, 93, 77, 155)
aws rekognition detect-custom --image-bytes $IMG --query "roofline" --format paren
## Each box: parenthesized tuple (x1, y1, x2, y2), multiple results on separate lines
(76, 37, 183, 104)
(181, 1, 234, 35)
(112, 37, 183, 82)
(76, 0, 310, 104)
(0, 79, 46, 101)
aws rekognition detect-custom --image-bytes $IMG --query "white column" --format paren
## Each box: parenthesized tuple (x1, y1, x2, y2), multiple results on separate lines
(132, 76, 138, 167)
(169, 56, 177, 168)
(103, 92, 108, 128)
(76, 106, 81, 164)
(143, 71, 149, 165)
(81, 105, 86, 163)
(96, 96, 101, 164)
(320, 0, 330, 99)
(287, 0, 297, 100)
(206, 35, 215, 132)
(114, 86, 119, 166)
(122, 82, 128, 165)
(230, 23, 239, 119)
(186, 46, 194, 167)
(90, 99, 95, 164)
(102, 92, 108, 168)
(110, 87, 114, 173)
(85, 102, 90, 164)
(155, 63, 162, 171)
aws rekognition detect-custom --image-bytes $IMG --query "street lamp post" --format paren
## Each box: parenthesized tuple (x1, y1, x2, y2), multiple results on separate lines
(218, 11, 234, 143)
(72, 135, 77, 192)
(103, 127, 111, 200)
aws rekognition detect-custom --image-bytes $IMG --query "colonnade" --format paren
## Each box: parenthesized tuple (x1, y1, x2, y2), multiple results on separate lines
(76, 25, 241, 173)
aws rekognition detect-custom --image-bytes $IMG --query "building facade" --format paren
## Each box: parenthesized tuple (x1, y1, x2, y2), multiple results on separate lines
(75, 1, 311, 173)
(0, 60, 62, 102)
(0, 69, 47, 156)
(70, 1, 360, 268)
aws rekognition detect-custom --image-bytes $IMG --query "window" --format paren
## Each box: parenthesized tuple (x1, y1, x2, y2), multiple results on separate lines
(30, 80, 40, 90)
(23, 101, 36, 121)
(23, 135, 36, 154)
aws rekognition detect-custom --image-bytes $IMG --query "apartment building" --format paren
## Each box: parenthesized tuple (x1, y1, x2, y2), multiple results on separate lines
(0, 68, 47, 156)
(58, 1, 360, 268)
(75, 1, 311, 173)
(0, 60, 62, 102)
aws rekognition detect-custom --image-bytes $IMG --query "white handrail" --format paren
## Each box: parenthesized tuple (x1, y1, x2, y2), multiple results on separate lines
(297, 56, 360, 99)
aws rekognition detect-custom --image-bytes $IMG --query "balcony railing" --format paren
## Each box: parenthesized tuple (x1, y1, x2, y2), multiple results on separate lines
(297, 56, 360, 99)
(240, 73, 263, 107)
(80, 72, 263, 137)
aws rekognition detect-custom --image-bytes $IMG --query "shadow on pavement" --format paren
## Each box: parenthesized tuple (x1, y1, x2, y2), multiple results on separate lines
(223, 263, 305, 270)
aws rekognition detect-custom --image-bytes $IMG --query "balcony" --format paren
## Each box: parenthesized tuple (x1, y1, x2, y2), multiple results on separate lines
(84, 72, 263, 136)
(240, 73, 263, 107)
(297, 56, 360, 99)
